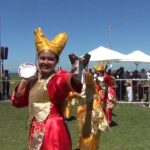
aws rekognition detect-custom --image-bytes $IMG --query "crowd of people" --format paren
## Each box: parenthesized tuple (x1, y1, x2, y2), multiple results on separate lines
(112, 67, 150, 103)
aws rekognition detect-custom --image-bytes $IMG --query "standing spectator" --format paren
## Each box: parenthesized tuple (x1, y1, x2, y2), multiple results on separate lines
(140, 69, 147, 79)
(132, 70, 144, 102)
(2, 69, 10, 99)
(125, 80, 133, 102)
(146, 71, 150, 79)
(124, 70, 132, 79)
(115, 67, 126, 101)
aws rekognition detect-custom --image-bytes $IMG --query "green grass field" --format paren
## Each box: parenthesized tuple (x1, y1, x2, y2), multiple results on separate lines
(0, 102, 150, 150)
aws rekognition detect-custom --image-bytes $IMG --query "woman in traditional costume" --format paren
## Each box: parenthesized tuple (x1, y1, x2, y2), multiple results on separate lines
(11, 28, 82, 150)
(103, 72, 116, 126)
(76, 71, 108, 150)
(93, 61, 107, 109)
(93, 62, 116, 126)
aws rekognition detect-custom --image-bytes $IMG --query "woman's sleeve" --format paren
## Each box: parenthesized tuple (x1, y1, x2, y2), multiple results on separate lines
(11, 84, 30, 108)
(47, 70, 82, 104)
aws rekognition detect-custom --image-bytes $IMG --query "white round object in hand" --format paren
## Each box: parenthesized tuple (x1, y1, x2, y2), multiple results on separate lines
(18, 63, 37, 78)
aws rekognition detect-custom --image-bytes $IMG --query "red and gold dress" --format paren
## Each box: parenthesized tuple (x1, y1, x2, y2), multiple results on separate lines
(11, 70, 82, 150)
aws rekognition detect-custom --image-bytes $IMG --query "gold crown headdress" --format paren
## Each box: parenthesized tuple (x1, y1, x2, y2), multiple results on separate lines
(93, 61, 106, 72)
(34, 28, 68, 56)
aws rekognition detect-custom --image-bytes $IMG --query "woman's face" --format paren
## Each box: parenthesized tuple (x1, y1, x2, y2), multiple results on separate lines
(38, 51, 58, 76)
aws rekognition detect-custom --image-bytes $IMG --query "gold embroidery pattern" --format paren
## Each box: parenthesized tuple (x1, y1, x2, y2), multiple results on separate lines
(29, 130, 44, 150)
(28, 76, 54, 150)
(92, 98, 108, 133)
(29, 79, 51, 124)
(33, 102, 50, 122)
(91, 108, 103, 134)
(29, 121, 45, 150)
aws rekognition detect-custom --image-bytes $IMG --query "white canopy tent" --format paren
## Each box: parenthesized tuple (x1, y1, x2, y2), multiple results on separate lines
(120, 50, 150, 63)
(81, 47, 150, 70)
(119, 50, 150, 69)
(88, 46, 126, 62)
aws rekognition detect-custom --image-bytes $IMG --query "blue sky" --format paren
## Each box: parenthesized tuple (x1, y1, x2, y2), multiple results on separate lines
(1, 0, 150, 72)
